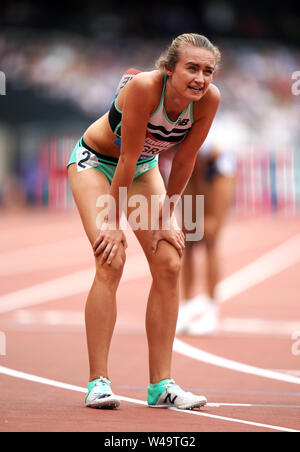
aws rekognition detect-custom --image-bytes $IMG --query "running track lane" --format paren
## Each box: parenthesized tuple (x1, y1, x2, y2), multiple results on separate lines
(0, 212, 296, 431)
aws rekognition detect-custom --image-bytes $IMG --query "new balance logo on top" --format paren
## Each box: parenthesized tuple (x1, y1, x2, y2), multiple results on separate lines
(177, 118, 189, 126)
(164, 393, 178, 404)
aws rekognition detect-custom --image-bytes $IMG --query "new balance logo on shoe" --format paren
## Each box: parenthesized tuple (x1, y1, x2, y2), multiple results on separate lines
(164, 394, 178, 404)
(92, 394, 111, 400)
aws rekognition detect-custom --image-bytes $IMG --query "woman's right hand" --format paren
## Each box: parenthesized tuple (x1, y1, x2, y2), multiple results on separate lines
(93, 222, 128, 265)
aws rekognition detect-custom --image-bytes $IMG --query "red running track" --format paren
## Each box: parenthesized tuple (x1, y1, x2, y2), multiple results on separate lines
(0, 208, 300, 432)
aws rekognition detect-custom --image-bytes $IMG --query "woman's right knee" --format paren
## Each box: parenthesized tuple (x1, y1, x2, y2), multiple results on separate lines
(94, 248, 126, 284)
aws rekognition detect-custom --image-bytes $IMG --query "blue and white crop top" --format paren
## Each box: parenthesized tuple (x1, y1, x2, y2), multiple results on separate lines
(108, 68, 194, 161)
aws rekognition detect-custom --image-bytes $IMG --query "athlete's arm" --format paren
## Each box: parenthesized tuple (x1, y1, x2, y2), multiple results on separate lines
(108, 74, 156, 224)
(164, 85, 221, 217)
(93, 74, 155, 262)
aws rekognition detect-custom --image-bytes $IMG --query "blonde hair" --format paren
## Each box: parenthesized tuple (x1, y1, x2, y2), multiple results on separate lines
(156, 33, 221, 73)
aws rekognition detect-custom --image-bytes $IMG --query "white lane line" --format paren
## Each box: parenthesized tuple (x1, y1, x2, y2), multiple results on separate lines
(172, 233, 300, 385)
(0, 237, 83, 258)
(271, 370, 300, 378)
(0, 365, 298, 433)
(0, 268, 94, 314)
(0, 252, 149, 314)
(173, 338, 300, 385)
(1, 231, 299, 315)
(207, 403, 300, 408)
(216, 232, 300, 303)
(0, 233, 299, 386)
(0, 232, 299, 315)
(0, 237, 87, 276)
(6, 310, 300, 338)
(169, 408, 300, 433)
(0, 365, 87, 393)
(221, 317, 300, 336)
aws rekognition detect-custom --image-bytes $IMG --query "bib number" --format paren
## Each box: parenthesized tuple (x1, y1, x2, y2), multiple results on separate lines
(76, 147, 99, 172)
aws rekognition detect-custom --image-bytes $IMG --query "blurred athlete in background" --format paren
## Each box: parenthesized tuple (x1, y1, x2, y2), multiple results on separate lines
(176, 141, 236, 335)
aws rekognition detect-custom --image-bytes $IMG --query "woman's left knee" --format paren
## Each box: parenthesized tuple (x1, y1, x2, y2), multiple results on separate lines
(149, 247, 182, 281)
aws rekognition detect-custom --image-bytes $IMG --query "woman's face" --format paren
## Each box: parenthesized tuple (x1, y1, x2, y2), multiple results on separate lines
(166, 45, 216, 101)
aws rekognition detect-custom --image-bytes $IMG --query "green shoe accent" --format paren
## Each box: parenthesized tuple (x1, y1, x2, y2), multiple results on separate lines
(85, 377, 111, 402)
(147, 379, 172, 405)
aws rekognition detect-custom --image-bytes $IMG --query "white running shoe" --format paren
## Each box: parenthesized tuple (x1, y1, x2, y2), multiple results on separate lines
(85, 376, 120, 409)
(176, 295, 211, 334)
(186, 303, 219, 336)
(148, 379, 207, 410)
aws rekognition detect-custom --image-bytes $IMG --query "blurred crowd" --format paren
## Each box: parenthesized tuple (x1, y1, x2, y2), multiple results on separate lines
(0, 1, 299, 45)
(0, 28, 299, 151)
(0, 10, 299, 211)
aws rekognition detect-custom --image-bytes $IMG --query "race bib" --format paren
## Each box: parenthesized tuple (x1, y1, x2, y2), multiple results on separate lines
(76, 147, 99, 172)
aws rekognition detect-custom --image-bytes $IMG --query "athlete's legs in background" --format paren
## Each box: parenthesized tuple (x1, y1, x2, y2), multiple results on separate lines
(204, 174, 236, 299)
(181, 241, 197, 301)
(179, 176, 198, 302)
(186, 173, 235, 335)
(176, 173, 207, 334)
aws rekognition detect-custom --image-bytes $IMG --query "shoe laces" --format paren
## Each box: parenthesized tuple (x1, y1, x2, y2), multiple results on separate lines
(165, 379, 183, 394)
(94, 376, 111, 393)
(165, 379, 196, 398)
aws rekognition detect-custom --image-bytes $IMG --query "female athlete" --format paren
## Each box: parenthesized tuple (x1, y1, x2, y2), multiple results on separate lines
(67, 33, 221, 410)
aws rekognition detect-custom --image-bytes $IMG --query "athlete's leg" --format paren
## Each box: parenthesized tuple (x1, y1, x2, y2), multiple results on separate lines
(181, 241, 196, 301)
(179, 176, 199, 302)
(204, 174, 235, 298)
(128, 165, 181, 384)
(68, 164, 126, 382)
(176, 174, 206, 334)
(183, 174, 235, 335)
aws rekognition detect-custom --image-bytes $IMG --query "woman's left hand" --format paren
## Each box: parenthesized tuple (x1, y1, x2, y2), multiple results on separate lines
(151, 216, 185, 257)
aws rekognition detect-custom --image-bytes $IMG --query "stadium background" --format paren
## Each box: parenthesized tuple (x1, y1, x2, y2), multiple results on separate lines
(0, 0, 299, 214)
